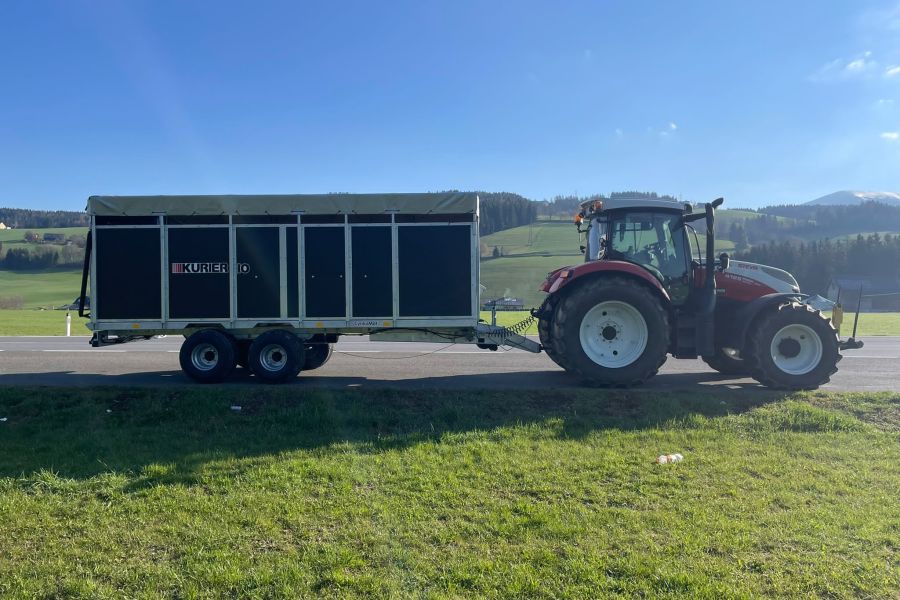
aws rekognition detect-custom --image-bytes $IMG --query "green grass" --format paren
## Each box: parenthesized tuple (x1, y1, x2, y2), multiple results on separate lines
(0, 268, 83, 309)
(0, 309, 91, 336)
(481, 255, 576, 308)
(0, 388, 897, 598)
(827, 311, 900, 337)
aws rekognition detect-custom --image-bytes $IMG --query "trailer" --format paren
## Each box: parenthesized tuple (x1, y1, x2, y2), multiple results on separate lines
(80, 192, 538, 383)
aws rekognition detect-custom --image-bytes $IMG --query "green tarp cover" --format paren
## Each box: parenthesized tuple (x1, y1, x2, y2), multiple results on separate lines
(87, 192, 479, 216)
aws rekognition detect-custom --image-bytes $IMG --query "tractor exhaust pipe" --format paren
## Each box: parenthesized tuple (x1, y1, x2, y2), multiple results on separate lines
(696, 197, 724, 356)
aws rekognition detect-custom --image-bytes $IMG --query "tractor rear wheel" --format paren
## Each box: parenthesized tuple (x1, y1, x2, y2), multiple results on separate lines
(702, 348, 748, 376)
(745, 302, 840, 390)
(538, 295, 568, 369)
(550, 276, 669, 386)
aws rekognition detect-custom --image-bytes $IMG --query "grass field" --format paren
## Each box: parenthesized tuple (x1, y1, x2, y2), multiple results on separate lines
(0, 268, 83, 309)
(0, 227, 88, 262)
(0, 387, 897, 598)
(0, 309, 91, 336)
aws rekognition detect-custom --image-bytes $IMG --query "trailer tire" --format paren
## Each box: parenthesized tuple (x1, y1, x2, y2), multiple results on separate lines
(745, 302, 840, 390)
(248, 330, 305, 383)
(179, 329, 237, 384)
(702, 348, 748, 376)
(538, 295, 568, 369)
(303, 343, 333, 371)
(551, 276, 669, 386)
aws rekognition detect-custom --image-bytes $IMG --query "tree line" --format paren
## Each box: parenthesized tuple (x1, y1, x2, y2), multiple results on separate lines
(478, 192, 538, 236)
(0, 207, 89, 228)
(735, 233, 900, 295)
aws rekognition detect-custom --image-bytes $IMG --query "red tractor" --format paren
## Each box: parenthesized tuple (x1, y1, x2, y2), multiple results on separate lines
(534, 197, 863, 389)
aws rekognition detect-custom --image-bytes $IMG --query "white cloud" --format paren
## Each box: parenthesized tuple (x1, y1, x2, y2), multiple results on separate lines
(886, 65, 900, 77)
(668, 122, 678, 131)
(881, 131, 899, 141)
(875, 98, 896, 107)
(810, 51, 878, 82)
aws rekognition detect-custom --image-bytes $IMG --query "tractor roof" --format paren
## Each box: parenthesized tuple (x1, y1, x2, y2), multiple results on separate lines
(582, 197, 692, 213)
(86, 192, 479, 216)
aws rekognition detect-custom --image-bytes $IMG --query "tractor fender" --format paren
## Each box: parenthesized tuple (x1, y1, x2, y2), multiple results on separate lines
(734, 292, 808, 349)
(546, 260, 670, 302)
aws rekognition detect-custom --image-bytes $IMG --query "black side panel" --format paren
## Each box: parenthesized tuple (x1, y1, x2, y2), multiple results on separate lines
(286, 227, 299, 319)
(304, 227, 345, 318)
(236, 227, 280, 318)
(96, 228, 161, 320)
(398, 225, 471, 316)
(352, 226, 392, 317)
(168, 228, 230, 319)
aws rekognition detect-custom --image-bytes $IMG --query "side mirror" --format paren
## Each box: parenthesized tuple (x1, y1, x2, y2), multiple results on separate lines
(719, 252, 730, 271)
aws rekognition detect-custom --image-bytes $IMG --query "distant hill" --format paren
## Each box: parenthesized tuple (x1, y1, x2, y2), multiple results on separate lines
(805, 191, 900, 207)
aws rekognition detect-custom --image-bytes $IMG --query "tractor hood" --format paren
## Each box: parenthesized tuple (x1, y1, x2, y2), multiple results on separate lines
(717, 260, 800, 302)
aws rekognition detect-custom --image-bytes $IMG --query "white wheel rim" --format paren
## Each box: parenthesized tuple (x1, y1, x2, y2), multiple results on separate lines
(259, 343, 288, 372)
(190, 343, 219, 372)
(579, 300, 648, 368)
(770, 324, 822, 375)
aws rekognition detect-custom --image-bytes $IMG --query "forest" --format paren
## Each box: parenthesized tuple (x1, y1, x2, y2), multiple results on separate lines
(735, 233, 900, 295)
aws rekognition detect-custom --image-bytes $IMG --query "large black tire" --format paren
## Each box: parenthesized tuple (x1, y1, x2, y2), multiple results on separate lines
(745, 302, 840, 390)
(179, 329, 237, 383)
(303, 343, 333, 371)
(248, 330, 305, 384)
(550, 276, 670, 386)
(702, 348, 748, 376)
(538, 295, 568, 370)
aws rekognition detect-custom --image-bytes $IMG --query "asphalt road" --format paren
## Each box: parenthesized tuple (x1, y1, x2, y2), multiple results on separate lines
(0, 335, 897, 392)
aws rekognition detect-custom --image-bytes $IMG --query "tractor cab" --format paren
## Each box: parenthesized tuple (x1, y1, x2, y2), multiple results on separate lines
(576, 197, 701, 305)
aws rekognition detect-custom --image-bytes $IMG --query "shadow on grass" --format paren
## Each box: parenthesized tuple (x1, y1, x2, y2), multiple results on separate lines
(0, 378, 788, 489)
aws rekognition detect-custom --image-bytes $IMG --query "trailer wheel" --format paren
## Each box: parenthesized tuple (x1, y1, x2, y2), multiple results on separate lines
(538, 295, 568, 370)
(303, 343, 333, 371)
(551, 276, 669, 386)
(702, 348, 748, 376)
(179, 329, 237, 383)
(248, 330, 305, 383)
(745, 302, 840, 390)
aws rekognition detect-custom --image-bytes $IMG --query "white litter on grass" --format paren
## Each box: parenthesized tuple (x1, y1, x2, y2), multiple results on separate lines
(230, 405, 242, 412)
(106, 409, 112, 413)
(0, 417, 7, 422)
(656, 453, 684, 464)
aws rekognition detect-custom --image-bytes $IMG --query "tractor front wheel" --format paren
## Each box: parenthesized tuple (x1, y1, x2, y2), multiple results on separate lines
(550, 276, 670, 386)
(745, 302, 840, 390)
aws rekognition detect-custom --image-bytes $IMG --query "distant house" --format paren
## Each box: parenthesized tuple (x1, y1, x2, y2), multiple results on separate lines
(826, 276, 900, 311)
(482, 297, 526, 311)
(43, 233, 65, 243)
(0, 222, 7, 230)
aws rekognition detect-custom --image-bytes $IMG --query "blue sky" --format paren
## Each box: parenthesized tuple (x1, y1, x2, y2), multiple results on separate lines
(1, 0, 898, 210)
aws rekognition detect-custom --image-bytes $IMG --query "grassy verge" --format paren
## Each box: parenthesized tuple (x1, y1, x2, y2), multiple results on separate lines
(0, 309, 91, 336)
(0, 388, 897, 598)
